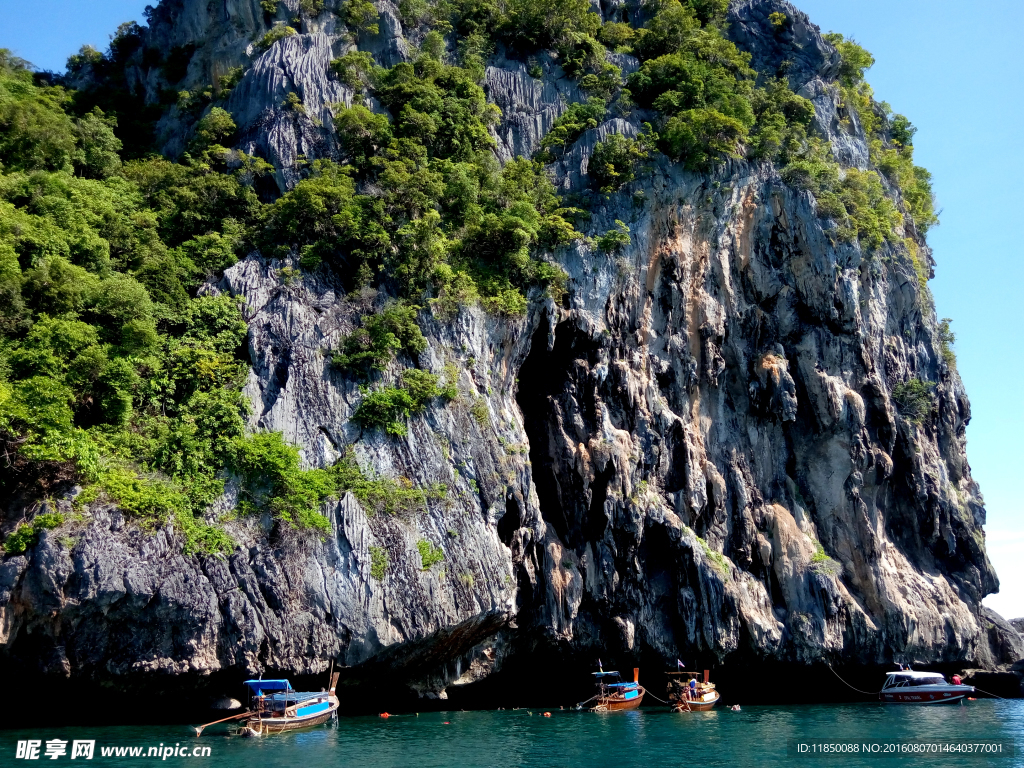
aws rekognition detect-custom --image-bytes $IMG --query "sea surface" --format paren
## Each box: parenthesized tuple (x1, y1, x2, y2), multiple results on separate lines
(2, 701, 1021, 767)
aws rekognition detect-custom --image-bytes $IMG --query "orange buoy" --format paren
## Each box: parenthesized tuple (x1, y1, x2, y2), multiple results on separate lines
(380, 712, 390, 718)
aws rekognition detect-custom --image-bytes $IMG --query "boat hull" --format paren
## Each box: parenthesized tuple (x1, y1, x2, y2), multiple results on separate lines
(245, 697, 339, 733)
(672, 691, 720, 711)
(880, 689, 971, 705)
(594, 688, 645, 711)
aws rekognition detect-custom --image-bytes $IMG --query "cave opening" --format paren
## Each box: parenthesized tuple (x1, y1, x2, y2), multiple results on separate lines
(515, 313, 604, 549)
(515, 313, 570, 543)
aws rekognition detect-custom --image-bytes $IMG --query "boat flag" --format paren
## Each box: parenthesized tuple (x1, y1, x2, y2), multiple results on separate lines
(677, 659, 685, 668)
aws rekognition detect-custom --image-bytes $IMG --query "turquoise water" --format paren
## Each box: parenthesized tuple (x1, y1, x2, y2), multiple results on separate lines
(2, 701, 1020, 767)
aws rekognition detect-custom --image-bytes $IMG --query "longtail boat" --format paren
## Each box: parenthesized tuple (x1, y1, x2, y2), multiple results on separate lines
(667, 669, 720, 712)
(240, 675, 340, 735)
(193, 669, 340, 737)
(591, 667, 645, 711)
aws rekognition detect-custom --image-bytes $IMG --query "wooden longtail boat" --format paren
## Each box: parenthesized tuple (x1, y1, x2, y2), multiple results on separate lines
(240, 673, 340, 735)
(192, 670, 340, 737)
(591, 668, 645, 711)
(667, 669, 720, 712)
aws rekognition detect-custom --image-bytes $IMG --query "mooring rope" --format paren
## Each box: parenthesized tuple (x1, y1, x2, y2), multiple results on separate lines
(827, 663, 882, 696)
(972, 686, 1008, 700)
(643, 689, 673, 705)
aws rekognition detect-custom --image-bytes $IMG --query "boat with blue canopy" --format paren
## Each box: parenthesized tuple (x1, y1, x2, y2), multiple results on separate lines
(240, 675, 339, 735)
(591, 667, 645, 711)
(192, 669, 340, 737)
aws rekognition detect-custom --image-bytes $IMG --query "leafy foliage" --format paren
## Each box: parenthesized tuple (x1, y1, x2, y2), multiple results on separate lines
(1, 511, 64, 555)
(0, 55, 273, 554)
(369, 545, 388, 579)
(332, 302, 427, 377)
(333, 449, 446, 515)
(417, 538, 445, 570)
(589, 127, 658, 193)
(538, 97, 606, 160)
(286, 48, 581, 307)
(256, 25, 297, 51)
(938, 318, 956, 368)
(341, 0, 380, 35)
(232, 431, 336, 532)
(596, 220, 631, 253)
(892, 379, 934, 423)
(353, 367, 455, 436)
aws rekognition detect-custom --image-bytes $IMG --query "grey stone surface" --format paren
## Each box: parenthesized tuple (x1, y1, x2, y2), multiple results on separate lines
(1, 0, 1007, 700)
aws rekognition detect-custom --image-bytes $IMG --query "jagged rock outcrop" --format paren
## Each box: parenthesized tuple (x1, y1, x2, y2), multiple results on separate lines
(1, 0, 1012, 707)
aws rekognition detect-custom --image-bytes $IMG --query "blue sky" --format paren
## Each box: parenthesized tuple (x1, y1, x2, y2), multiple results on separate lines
(1, 0, 1022, 618)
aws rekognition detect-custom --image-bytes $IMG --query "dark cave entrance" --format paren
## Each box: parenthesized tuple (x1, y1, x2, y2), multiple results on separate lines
(515, 313, 569, 541)
(514, 312, 606, 549)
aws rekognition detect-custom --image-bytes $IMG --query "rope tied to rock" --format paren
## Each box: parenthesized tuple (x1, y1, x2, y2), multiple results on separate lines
(827, 663, 882, 696)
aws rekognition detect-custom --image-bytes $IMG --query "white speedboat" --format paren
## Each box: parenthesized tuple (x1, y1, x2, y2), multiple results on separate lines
(879, 670, 973, 704)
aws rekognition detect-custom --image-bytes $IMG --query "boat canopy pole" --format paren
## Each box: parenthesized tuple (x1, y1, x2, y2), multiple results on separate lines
(192, 710, 251, 736)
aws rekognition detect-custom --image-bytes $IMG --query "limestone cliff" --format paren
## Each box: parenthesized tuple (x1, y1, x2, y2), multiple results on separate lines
(0, 0, 1014, 710)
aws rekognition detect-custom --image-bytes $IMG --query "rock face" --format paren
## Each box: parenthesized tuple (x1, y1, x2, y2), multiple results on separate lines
(0, 0, 1011, 708)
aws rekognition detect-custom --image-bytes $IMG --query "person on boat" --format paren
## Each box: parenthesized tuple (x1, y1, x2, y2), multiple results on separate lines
(689, 678, 697, 699)
(952, 674, 962, 685)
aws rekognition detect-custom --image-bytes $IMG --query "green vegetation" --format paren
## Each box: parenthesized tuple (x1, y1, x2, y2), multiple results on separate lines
(256, 25, 297, 52)
(938, 318, 956, 368)
(331, 302, 427, 377)
(596, 220, 631, 252)
(892, 378, 934, 423)
(697, 535, 729, 576)
(822, 33, 937, 239)
(469, 397, 490, 426)
(810, 541, 840, 576)
(299, 0, 325, 17)
(1, 511, 64, 555)
(417, 538, 445, 570)
(277, 45, 581, 309)
(0, 52, 273, 554)
(625, 0, 804, 169)
(341, 0, 380, 35)
(334, 449, 447, 515)
(369, 545, 388, 579)
(589, 127, 657, 193)
(538, 98, 606, 160)
(353, 368, 457, 436)
(232, 432, 338, 532)
(0, 53, 374, 556)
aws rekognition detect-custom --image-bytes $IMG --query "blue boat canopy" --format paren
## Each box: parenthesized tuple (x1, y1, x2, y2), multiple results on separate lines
(244, 679, 292, 693)
(607, 682, 638, 688)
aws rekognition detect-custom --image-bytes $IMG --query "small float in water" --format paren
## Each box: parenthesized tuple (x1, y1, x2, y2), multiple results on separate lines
(667, 669, 720, 712)
(879, 670, 974, 705)
(194, 670, 340, 736)
(591, 667, 645, 711)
